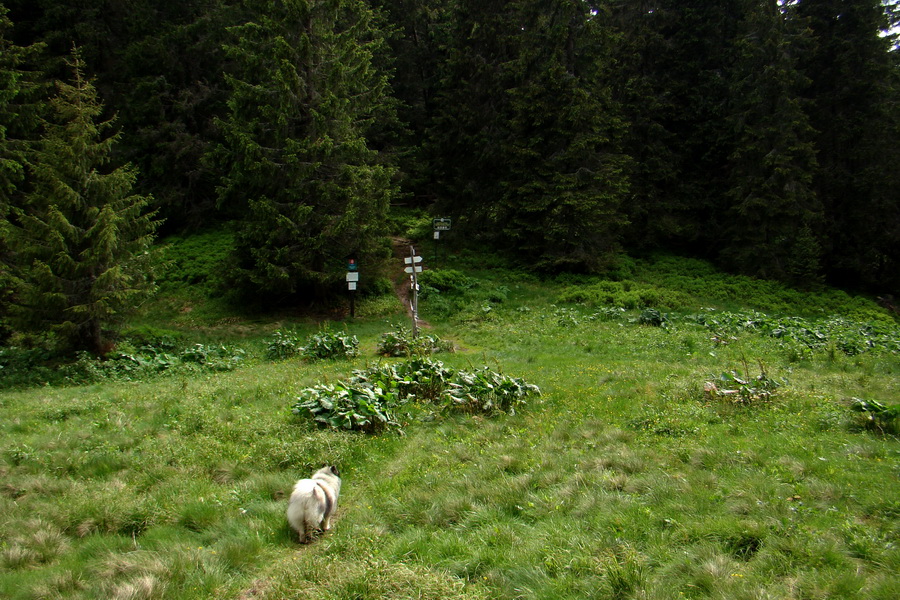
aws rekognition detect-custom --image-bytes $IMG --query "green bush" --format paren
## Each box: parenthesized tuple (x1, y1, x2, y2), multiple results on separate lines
(418, 269, 477, 295)
(443, 367, 540, 415)
(293, 381, 400, 433)
(157, 229, 234, 296)
(376, 325, 453, 357)
(292, 358, 540, 433)
(301, 330, 359, 361)
(119, 326, 181, 351)
(180, 344, 246, 371)
(364, 277, 395, 297)
(849, 398, 900, 435)
(264, 329, 304, 360)
(556, 280, 690, 310)
(0, 346, 56, 387)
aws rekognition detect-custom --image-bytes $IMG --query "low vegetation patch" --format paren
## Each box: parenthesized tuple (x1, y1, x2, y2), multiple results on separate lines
(1, 253, 898, 600)
(299, 329, 360, 361)
(705, 359, 782, 404)
(849, 397, 900, 435)
(292, 358, 540, 433)
(376, 325, 454, 357)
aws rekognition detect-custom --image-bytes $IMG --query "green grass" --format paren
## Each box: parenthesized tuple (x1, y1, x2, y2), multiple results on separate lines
(1, 256, 899, 599)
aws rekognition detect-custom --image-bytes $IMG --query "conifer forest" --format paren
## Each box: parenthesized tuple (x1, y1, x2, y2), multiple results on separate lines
(1, 1, 899, 351)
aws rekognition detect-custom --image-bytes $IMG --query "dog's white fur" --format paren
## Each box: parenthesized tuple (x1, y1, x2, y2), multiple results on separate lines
(286, 466, 341, 542)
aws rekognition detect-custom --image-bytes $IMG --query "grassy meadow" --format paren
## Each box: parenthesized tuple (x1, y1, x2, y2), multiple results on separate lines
(1, 249, 899, 599)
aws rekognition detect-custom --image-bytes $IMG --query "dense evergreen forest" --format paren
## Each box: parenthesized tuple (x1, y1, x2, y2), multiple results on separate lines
(1, 0, 899, 352)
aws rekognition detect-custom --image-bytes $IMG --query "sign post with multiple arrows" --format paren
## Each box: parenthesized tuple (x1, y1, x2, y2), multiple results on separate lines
(405, 246, 423, 337)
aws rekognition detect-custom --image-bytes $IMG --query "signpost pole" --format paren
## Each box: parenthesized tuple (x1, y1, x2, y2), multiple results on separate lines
(346, 258, 359, 318)
(409, 245, 419, 338)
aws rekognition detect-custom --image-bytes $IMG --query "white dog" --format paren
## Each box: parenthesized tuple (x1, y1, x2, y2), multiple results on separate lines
(286, 466, 341, 542)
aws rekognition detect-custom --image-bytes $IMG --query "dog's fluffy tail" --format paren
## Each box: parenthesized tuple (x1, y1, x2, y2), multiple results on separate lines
(286, 479, 328, 542)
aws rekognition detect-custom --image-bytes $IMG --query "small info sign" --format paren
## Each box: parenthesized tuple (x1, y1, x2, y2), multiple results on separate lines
(433, 218, 451, 231)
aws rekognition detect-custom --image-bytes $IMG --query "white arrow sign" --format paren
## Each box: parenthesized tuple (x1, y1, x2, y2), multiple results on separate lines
(404, 256, 423, 264)
(404, 265, 423, 273)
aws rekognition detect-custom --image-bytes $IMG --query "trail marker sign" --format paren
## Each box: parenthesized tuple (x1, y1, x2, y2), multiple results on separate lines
(433, 218, 451, 231)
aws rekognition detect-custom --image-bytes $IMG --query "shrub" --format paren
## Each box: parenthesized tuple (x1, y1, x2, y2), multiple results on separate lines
(293, 382, 400, 433)
(292, 358, 540, 433)
(364, 277, 395, 297)
(264, 329, 305, 360)
(443, 367, 540, 415)
(848, 398, 900, 435)
(418, 269, 477, 295)
(376, 325, 453, 357)
(157, 229, 234, 296)
(556, 281, 690, 310)
(300, 330, 359, 361)
(119, 326, 181, 351)
(180, 344, 246, 371)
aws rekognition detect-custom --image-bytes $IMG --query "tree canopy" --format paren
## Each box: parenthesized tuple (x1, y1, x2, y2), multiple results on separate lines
(5, 47, 160, 353)
(1, 0, 899, 327)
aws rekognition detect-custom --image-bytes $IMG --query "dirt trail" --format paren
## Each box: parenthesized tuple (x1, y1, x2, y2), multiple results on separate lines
(391, 237, 430, 329)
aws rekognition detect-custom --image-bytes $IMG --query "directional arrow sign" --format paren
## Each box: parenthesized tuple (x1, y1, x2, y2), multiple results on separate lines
(404, 255, 423, 264)
(404, 265, 423, 273)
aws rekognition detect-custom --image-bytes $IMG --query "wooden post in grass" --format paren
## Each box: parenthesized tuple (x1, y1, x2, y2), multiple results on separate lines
(405, 245, 422, 338)
(346, 258, 359, 318)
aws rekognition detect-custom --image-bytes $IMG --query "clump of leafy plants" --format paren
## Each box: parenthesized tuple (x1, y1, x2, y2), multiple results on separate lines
(292, 358, 540, 433)
(636, 308, 670, 328)
(556, 280, 691, 310)
(376, 324, 453, 357)
(351, 358, 455, 402)
(300, 330, 359, 361)
(156, 229, 234, 296)
(848, 398, 900, 435)
(443, 367, 540, 415)
(264, 329, 305, 360)
(294, 381, 400, 433)
(179, 344, 246, 371)
(40, 345, 226, 385)
(681, 310, 900, 356)
(704, 359, 781, 404)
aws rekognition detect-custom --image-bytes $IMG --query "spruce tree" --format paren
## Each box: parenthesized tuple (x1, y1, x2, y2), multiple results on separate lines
(7, 47, 160, 354)
(214, 0, 397, 300)
(609, 0, 682, 251)
(432, 0, 630, 272)
(794, 0, 900, 291)
(1, 4, 46, 340)
(499, 0, 630, 272)
(722, 0, 823, 286)
(0, 3, 45, 211)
